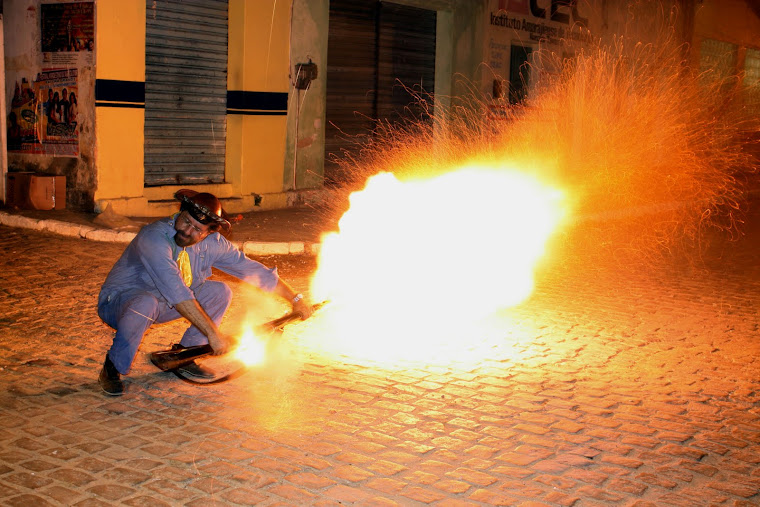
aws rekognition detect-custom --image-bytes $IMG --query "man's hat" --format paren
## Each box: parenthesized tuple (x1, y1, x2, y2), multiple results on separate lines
(174, 189, 231, 233)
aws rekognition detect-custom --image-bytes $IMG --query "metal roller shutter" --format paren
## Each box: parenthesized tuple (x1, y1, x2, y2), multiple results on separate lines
(325, 0, 379, 185)
(325, 0, 436, 185)
(377, 2, 436, 123)
(144, 0, 228, 186)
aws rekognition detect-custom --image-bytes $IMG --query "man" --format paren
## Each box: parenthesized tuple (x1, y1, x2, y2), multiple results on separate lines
(60, 88, 70, 124)
(97, 190, 312, 395)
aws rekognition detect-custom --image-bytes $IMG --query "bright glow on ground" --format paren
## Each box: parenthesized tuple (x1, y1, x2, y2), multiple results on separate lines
(297, 167, 565, 367)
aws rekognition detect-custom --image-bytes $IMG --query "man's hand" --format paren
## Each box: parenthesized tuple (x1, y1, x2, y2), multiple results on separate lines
(175, 299, 236, 355)
(293, 297, 313, 320)
(207, 331, 236, 356)
(272, 280, 313, 320)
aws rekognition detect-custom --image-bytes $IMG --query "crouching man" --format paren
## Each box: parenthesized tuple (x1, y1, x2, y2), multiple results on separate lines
(97, 190, 312, 395)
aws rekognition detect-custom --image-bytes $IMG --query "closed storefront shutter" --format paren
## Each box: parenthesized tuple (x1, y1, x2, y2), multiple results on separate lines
(144, 0, 228, 186)
(324, 0, 379, 185)
(325, 0, 436, 185)
(376, 2, 436, 124)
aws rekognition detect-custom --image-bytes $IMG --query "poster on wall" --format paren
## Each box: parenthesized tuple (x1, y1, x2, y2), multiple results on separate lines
(7, 70, 80, 157)
(41, 1, 94, 67)
(7, 78, 39, 153)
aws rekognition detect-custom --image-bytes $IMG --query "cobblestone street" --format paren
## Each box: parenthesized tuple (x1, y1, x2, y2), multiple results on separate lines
(0, 218, 759, 506)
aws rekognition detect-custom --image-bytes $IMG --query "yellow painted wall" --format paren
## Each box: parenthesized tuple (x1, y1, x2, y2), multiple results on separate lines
(242, 0, 291, 91)
(226, 0, 246, 191)
(227, 0, 292, 203)
(94, 1, 146, 208)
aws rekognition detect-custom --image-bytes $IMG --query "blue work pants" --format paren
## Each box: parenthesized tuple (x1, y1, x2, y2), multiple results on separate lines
(97, 281, 232, 374)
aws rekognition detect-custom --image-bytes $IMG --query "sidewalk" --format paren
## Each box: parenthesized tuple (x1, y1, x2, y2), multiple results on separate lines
(0, 204, 340, 256)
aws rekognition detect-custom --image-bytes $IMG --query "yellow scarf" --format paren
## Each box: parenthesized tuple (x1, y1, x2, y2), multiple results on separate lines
(177, 248, 192, 287)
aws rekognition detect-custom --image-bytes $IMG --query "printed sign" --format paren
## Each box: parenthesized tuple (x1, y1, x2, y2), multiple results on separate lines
(7, 70, 80, 157)
(41, 2, 94, 67)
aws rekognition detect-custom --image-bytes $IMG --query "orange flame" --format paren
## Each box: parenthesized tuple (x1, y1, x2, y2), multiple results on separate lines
(234, 327, 268, 366)
(298, 166, 565, 367)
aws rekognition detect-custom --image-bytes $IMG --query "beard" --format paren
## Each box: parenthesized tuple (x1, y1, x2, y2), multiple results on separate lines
(174, 231, 195, 247)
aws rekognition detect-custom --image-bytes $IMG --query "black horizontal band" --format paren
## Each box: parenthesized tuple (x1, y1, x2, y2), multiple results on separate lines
(227, 90, 288, 114)
(95, 82, 289, 115)
(95, 79, 145, 107)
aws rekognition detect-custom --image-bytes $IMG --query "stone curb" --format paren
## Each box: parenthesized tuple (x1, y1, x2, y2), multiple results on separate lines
(238, 240, 320, 256)
(0, 211, 320, 255)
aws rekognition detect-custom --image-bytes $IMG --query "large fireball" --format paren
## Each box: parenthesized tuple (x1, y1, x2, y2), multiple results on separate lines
(301, 166, 564, 366)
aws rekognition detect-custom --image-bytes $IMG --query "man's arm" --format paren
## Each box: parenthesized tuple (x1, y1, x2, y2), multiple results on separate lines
(272, 279, 313, 319)
(206, 235, 313, 319)
(175, 299, 232, 355)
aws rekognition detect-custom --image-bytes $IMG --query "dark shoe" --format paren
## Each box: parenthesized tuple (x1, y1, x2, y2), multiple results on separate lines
(98, 355, 124, 396)
(176, 361, 216, 379)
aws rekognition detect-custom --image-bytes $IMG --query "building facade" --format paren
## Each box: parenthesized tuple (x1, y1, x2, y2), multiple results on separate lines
(3, 0, 759, 215)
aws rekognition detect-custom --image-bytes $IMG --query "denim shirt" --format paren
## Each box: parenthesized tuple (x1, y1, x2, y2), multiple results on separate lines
(99, 215, 278, 307)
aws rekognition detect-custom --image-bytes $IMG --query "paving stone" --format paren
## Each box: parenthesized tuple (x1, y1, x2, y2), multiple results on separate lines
(534, 474, 576, 490)
(707, 479, 760, 498)
(563, 468, 609, 486)
(607, 477, 648, 495)
(655, 492, 718, 506)
(576, 484, 624, 502)
(366, 459, 408, 475)
(636, 471, 679, 489)
(0, 482, 19, 498)
(543, 490, 580, 506)
(19, 459, 60, 472)
(366, 477, 407, 494)
(269, 483, 321, 502)
(323, 483, 376, 503)
(100, 467, 152, 485)
(436, 499, 481, 507)
(599, 454, 645, 469)
(433, 478, 472, 494)
(2, 222, 760, 505)
(468, 488, 519, 505)
(7, 471, 54, 489)
(121, 496, 174, 507)
(285, 471, 337, 489)
(401, 485, 447, 503)
(4, 494, 58, 507)
(86, 483, 137, 501)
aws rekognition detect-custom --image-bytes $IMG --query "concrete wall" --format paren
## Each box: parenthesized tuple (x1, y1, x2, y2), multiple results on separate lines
(285, 0, 329, 195)
(94, 1, 145, 214)
(693, 0, 760, 51)
(692, 0, 760, 77)
(5, 0, 96, 210)
(478, 0, 689, 100)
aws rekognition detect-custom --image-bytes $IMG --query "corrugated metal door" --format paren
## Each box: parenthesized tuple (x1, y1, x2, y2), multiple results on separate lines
(376, 2, 436, 124)
(325, 0, 436, 185)
(324, 0, 379, 185)
(144, 0, 228, 186)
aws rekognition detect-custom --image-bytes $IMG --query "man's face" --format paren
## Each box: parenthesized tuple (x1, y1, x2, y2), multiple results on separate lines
(174, 211, 213, 247)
